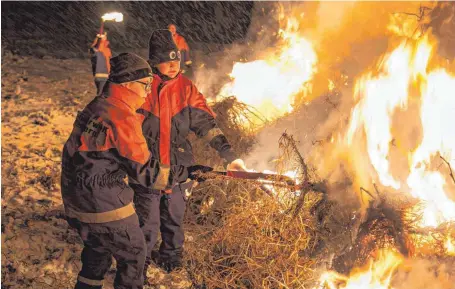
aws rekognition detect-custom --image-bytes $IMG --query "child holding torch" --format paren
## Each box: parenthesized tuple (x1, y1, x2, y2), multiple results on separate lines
(89, 13, 123, 95)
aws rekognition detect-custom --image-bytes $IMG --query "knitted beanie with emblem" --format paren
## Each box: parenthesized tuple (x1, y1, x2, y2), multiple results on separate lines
(148, 29, 181, 66)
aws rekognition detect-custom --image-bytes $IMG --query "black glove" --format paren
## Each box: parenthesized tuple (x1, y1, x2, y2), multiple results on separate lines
(187, 165, 213, 182)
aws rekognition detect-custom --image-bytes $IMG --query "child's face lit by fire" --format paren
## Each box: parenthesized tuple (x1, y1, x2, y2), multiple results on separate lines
(156, 60, 180, 79)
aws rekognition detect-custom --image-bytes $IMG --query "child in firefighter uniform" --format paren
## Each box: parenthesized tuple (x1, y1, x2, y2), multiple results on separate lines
(61, 53, 168, 289)
(90, 33, 111, 95)
(130, 29, 243, 273)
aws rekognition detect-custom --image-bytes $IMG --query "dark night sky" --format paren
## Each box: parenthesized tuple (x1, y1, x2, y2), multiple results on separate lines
(1, 1, 255, 58)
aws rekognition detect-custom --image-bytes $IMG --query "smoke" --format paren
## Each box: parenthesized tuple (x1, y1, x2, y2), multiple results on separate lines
(193, 2, 281, 100)
(393, 258, 455, 289)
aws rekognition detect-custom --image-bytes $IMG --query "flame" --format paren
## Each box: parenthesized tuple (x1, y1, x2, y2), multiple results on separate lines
(346, 43, 412, 190)
(446, 237, 455, 256)
(102, 12, 123, 22)
(407, 69, 455, 227)
(217, 17, 317, 125)
(316, 250, 403, 289)
(345, 33, 455, 228)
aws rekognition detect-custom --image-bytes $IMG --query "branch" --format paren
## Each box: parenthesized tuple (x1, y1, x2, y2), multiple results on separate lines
(440, 156, 455, 185)
(360, 187, 375, 200)
(280, 132, 309, 182)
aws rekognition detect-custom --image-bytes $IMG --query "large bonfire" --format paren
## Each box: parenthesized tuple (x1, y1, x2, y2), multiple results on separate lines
(2, 2, 455, 289)
(188, 1, 455, 289)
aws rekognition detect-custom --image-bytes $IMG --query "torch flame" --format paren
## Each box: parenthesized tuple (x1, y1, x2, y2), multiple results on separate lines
(102, 12, 123, 22)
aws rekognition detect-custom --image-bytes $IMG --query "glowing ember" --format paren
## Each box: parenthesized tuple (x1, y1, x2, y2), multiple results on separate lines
(217, 17, 317, 124)
(446, 237, 455, 256)
(101, 12, 123, 22)
(316, 250, 403, 289)
(345, 34, 455, 228)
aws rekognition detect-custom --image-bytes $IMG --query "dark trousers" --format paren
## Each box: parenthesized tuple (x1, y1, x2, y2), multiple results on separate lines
(68, 215, 146, 289)
(132, 181, 192, 263)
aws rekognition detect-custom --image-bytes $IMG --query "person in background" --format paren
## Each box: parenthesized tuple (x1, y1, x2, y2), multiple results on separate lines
(89, 33, 111, 95)
(61, 53, 165, 289)
(131, 29, 245, 275)
(168, 24, 192, 73)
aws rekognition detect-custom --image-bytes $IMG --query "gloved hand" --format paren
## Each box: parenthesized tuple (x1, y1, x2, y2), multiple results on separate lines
(226, 159, 247, 171)
(187, 165, 213, 182)
(90, 33, 108, 49)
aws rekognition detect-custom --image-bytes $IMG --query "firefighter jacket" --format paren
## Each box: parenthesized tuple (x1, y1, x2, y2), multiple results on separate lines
(137, 73, 237, 188)
(90, 35, 112, 95)
(172, 33, 191, 65)
(61, 84, 164, 224)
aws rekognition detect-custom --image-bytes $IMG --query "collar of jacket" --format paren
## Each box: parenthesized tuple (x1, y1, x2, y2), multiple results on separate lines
(153, 71, 181, 87)
(108, 83, 144, 112)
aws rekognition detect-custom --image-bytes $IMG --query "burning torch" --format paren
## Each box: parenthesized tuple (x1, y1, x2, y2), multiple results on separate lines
(99, 12, 123, 35)
(91, 12, 123, 51)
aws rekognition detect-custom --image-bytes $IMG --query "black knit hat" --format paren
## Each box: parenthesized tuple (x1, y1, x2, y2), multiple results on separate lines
(108, 53, 153, 84)
(148, 29, 181, 66)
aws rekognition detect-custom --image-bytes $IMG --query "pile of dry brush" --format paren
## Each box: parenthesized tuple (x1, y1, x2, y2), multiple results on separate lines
(184, 97, 455, 288)
(184, 97, 352, 288)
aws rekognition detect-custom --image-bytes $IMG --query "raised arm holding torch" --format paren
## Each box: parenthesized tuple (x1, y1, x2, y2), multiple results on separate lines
(90, 12, 123, 95)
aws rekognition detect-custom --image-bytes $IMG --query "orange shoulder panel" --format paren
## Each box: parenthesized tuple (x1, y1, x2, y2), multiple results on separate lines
(185, 78, 216, 117)
(141, 76, 161, 117)
(112, 113, 151, 164)
(78, 116, 116, 152)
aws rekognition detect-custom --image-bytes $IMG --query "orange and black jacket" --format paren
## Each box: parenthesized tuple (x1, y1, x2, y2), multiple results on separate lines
(138, 73, 236, 187)
(61, 84, 162, 224)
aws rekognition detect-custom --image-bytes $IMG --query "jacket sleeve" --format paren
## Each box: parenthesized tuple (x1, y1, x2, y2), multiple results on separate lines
(114, 115, 163, 189)
(188, 83, 237, 163)
(90, 35, 112, 95)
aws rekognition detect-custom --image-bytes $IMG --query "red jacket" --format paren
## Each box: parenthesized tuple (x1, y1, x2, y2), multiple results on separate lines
(61, 85, 162, 224)
(138, 73, 236, 186)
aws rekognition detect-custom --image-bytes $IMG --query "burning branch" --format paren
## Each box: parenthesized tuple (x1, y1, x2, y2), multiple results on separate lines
(360, 187, 375, 204)
(394, 5, 432, 21)
(440, 156, 455, 185)
(279, 132, 309, 182)
(278, 132, 328, 218)
(391, 4, 433, 38)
